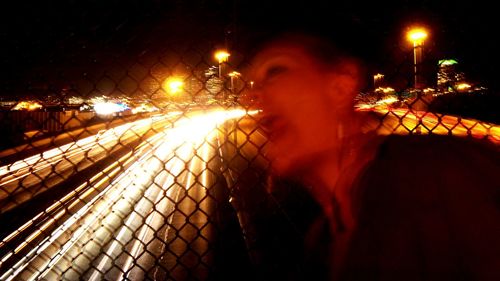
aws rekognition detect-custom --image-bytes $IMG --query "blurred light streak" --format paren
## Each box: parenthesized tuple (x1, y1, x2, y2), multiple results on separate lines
(0, 108, 251, 280)
(370, 107, 500, 144)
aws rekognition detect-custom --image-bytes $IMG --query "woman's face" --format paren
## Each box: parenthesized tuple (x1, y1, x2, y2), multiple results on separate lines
(249, 45, 346, 175)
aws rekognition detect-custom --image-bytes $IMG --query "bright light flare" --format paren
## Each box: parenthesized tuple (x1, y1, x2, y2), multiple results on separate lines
(375, 87, 396, 94)
(12, 101, 43, 111)
(131, 103, 158, 114)
(94, 102, 128, 115)
(0, 108, 261, 281)
(163, 77, 184, 95)
(373, 107, 500, 144)
(228, 71, 241, 77)
(170, 109, 248, 144)
(456, 83, 472, 91)
(376, 96, 398, 106)
(407, 28, 428, 45)
(214, 50, 230, 63)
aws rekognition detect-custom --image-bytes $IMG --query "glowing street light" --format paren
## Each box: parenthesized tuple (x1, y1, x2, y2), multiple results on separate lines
(407, 27, 428, 89)
(373, 73, 384, 89)
(214, 50, 230, 78)
(407, 28, 427, 45)
(163, 77, 184, 95)
(228, 71, 241, 93)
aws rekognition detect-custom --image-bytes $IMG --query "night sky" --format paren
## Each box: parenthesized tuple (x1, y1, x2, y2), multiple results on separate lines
(1, 0, 498, 93)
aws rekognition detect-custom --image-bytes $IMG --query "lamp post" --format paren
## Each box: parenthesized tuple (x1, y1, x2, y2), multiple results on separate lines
(407, 27, 428, 89)
(228, 71, 241, 93)
(228, 71, 241, 105)
(373, 73, 384, 89)
(214, 50, 230, 78)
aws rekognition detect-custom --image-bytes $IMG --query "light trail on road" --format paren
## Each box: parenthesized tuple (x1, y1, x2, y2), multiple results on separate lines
(366, 107, 500, 144)
(0, 108, 254, 280)
(0, 111, 183, 213)
(1, 104, 496, 280)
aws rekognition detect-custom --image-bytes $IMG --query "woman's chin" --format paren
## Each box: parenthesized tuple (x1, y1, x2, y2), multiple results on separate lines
(270, 153, 308, 178)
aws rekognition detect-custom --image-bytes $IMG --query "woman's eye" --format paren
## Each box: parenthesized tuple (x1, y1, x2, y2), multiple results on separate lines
(264, 65, 287, 80)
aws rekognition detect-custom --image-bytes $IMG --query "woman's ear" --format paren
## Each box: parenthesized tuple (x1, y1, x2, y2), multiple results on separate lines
(325, 60, 361, 111)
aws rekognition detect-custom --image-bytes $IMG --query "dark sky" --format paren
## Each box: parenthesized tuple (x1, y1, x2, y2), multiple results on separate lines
(1, 0, 498, 94)
(237, 0, 498, 88)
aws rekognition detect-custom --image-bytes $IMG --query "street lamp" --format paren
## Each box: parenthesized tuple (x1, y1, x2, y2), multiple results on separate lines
(228, 71, 241, 93)
(407, 27, 428, 89)
(228, 71, 241, 105)
(373, 73, 384, 89)
(163, 77, 184, 95)
(214, 50, 230, 78)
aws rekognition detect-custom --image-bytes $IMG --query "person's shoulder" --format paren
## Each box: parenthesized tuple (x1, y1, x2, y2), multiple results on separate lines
(350, 135, 500, 281)
(368, 135, 499, 189)
(377, 134, 499, 161)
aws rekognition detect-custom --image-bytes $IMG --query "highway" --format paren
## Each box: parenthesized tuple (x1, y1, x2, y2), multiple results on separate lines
(0, 105, 497, 280)
(364, 106, 500, 144)
(0, 108, 261, 280)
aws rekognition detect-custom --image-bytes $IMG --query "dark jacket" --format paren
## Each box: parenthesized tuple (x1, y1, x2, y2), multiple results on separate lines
(339, 135, 500, 280)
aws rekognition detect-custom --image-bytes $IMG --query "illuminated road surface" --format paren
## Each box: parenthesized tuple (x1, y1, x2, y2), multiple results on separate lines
(0, 108, 257, 280)
(367, 107, 500, 144)
(0, 112, 182, 214)
(1, 105, 497, 280)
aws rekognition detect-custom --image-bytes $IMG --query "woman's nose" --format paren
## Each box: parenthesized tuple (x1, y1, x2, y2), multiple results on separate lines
(238, 84, 263, 110)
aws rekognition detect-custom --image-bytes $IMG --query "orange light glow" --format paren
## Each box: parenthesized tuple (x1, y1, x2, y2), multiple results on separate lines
(214, 50, 230, 63)
(369, 107, 500, 144)
(0, 108, 259, 280)
(12, 101, 43, 111)
(163, 77, 184, 95)
(456, 83, 472, 91)
(407, 28, 428, 44)
(228, 71, 241, 77)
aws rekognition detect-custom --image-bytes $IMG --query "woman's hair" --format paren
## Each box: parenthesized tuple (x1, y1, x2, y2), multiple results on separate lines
(249, 30, 363, 77)
(251, 30, 347, 61)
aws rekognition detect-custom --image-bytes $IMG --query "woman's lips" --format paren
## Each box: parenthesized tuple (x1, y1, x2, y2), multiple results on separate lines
(260, 114, 287, 140)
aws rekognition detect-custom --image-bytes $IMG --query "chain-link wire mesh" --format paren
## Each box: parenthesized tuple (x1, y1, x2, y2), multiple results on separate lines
(1, 2, 499, 281)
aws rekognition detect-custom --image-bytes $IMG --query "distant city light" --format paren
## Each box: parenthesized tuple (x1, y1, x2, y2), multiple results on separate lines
(438, 59, 458, 66)
(375, 87, 395, 94)
(423, 87, 436, 93)
(373, 73, 385, 88)
(94, 102, 128, 115)
(456, 83, 472, 91)
(131, 103, 159, 114)
(12, 101, 43, 111)
(228, 71, 241, 77)
(375, 96, 399, 106)
(67, 96, 85, 105)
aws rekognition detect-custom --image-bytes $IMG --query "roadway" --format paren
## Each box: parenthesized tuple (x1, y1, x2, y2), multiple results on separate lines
(362, 106, 500, 144)
(0, 105, 497, 280)
(0, 108, 261, 280)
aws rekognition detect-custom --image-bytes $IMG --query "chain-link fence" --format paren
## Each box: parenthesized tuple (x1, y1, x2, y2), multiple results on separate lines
(0, 2, 499, 280)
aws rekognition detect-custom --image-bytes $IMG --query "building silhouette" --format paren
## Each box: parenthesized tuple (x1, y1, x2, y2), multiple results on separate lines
(437, 59, 466, 93)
